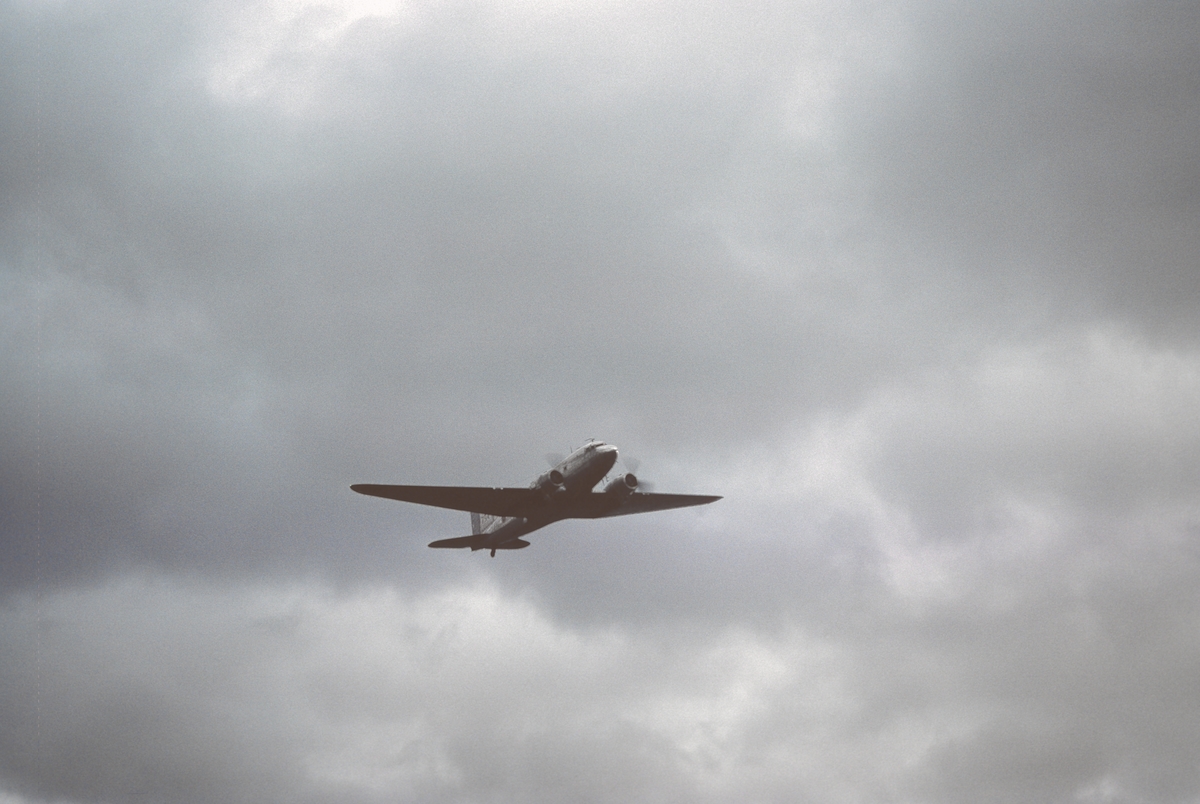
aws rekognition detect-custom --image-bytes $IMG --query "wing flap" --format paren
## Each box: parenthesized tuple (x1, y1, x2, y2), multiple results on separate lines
(350, 484, 540, 517)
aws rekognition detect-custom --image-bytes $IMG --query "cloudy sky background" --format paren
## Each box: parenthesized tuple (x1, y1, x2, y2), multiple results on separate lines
(3, 0, 1200, 801)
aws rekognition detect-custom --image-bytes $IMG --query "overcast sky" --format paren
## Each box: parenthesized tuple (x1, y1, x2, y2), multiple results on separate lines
(3, 1, 1200, 802)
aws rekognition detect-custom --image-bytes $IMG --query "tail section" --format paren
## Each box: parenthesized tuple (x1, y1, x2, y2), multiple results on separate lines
(472, 511, 507, 534)
(442, 511, 527, 554)
(429, 534, 489, 549)
(492, 539, 530, 550)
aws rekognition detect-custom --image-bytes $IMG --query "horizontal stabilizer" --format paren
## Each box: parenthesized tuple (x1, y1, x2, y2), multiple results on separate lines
(428, 534, 489, 549)
(493, 539, 530, 550)
(427, 535, 531, 550)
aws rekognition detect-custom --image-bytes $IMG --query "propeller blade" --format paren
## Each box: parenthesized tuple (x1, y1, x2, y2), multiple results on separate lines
(545, 452, 566, 468)
(621, 456, 653, 492)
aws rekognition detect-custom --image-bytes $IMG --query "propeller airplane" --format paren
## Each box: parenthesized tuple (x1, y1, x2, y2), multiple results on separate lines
(352, 440, 721, 556)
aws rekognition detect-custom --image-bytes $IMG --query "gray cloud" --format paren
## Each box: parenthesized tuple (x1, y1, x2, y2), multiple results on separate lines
(3, 555, 1199, 803)
(3, 0, 1200, 801)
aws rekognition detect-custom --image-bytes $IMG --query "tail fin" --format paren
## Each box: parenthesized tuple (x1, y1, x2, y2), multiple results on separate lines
(470, 511, 507, 535)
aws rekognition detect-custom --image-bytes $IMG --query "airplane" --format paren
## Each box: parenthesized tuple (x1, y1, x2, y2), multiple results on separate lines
(351, 440, 721, 556)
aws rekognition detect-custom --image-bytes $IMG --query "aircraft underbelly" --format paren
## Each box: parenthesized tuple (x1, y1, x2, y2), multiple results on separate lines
(481, 516, 536, 546)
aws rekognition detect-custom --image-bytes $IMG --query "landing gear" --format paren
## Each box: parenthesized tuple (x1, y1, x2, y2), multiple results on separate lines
(490, 549, 496, 558)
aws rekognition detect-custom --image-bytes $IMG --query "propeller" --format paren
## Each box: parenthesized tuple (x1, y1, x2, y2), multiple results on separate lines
(619, 455, 654, 493)
(545, 452, 566, 468)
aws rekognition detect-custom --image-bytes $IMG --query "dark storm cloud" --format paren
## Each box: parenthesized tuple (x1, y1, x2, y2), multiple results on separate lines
(1, 0, 880, 588)
(3, 0, 1200, 802)
(4, 545, 1199, 803)
(848, 1, 1200, 334)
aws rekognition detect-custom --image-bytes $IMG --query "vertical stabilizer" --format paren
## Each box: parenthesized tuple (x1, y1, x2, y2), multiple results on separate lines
(469, 511, 508, 535)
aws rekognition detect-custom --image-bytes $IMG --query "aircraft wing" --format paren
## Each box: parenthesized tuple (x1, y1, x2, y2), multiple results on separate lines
(566, 492, 722, 518)
(605, 492, 722, 516)
(350, 484, 541, 517)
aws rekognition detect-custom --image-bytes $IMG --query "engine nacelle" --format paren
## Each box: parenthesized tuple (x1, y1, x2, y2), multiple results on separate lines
(535, 469, 565, 496)
(604, 473, 638, 498)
